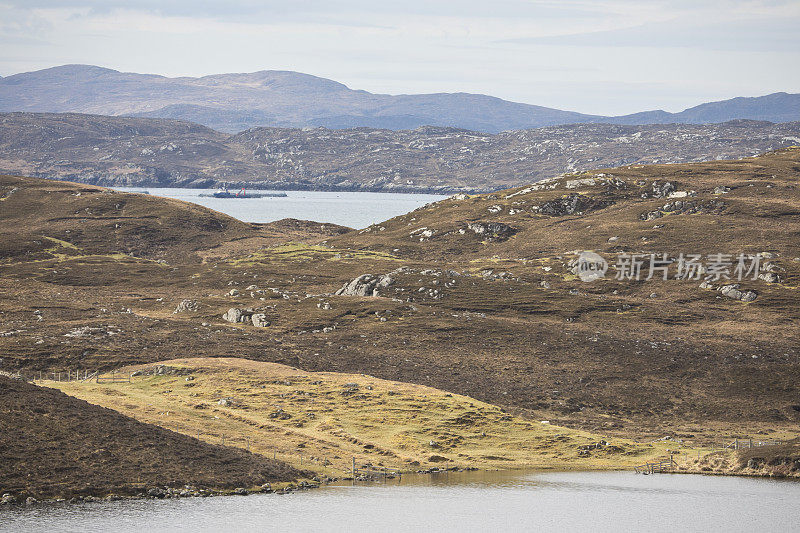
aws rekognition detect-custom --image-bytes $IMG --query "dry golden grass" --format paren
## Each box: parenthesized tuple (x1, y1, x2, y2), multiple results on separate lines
(46, 358, 681, 475)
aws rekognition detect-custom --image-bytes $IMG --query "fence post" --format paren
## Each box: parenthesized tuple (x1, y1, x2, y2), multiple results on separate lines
(352, 456, 356, 477)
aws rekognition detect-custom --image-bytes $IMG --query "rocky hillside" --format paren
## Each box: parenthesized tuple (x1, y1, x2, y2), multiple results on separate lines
(0, 376, 302, 500)
(2, 65, 799, 133)
(1, 148, 799, 449)
(2, 112, 800, 193)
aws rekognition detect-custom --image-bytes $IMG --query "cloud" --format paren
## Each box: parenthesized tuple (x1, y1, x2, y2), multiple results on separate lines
(0, 0, 797, 115)
(502, 15, 800, 52)
(3, 0, 619, 19)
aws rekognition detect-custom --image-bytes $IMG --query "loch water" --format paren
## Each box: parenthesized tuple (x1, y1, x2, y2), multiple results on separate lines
(2, 470, 799, 532)
(113, 188, 448, 229)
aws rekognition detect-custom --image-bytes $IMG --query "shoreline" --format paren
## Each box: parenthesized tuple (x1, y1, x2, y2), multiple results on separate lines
(44, 175, 490, 196)
(4, 463, 799, 508)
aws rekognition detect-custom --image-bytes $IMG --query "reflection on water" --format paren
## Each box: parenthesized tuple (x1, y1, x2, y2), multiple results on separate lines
(113, 188, 448, 229)
(3, 470, 799, 533)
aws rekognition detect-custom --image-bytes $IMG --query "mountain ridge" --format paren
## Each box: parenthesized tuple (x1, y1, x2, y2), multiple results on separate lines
(2, 64, 797, 133)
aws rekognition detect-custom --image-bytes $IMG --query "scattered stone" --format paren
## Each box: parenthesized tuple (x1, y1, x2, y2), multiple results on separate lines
(335, 274, 394, 297)
(173, 299, 199, 313)
(222, 308, 245, 323)
(565, 177, 596, 189)
(648, 180, 676, 198)
(758, 272, 780, 283)
(251, 313, 270, 327)
(269, 408, 291, 419)
(228, 289, 240, 297)
(719, 284, 758, 302)
(147, 487, 167, 498)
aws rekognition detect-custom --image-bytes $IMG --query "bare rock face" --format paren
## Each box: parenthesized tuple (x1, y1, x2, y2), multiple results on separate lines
(174, 299, 199, 313)
(251, 313, 270, 327)
(719, 284, 758, 302)
(466, 221, 516, 242)
(335, 274, 394, 297)
(535, 193, 610, 217)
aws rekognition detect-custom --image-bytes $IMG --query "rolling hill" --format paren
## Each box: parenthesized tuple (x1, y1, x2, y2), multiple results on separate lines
(2, 112, 800, 193)
(0, 65, 797, 133)
(1, 147, 798, 451)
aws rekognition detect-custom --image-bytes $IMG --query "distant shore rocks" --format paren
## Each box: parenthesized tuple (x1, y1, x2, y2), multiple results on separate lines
(335, 274, 394, 297)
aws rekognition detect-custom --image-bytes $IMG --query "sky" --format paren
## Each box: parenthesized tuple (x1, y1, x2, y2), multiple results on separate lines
(0, 0, 798, 115)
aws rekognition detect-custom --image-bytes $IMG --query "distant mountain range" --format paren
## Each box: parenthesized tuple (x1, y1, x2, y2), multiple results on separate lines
(0, 65, 798, 133)
(1, 112, 798, 193)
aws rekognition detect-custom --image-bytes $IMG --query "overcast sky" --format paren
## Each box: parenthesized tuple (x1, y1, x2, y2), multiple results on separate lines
(0, 0, 798, 115)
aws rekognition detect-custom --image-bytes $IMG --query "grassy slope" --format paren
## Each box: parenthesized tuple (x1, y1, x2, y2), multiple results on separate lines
(46, 358, 678, 474)
(0, 376, 302, 499)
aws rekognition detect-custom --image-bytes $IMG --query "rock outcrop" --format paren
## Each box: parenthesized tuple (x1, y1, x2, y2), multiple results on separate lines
(466, 221, 516, 242)
(223, 308, 247, 323)
(173, 299, 199, 313)
(251, 313, 270, 328)
(222, 308, 270, 327)
(647, 181, 676, 199)
(534, 193, 610, 216)
(719, 284, 758, 302)
(335, 274, 394, 297)
(640, 199, 726, 220)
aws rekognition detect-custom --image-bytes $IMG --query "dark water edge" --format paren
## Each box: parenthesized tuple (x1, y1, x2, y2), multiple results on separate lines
(2, 470, 799, 533)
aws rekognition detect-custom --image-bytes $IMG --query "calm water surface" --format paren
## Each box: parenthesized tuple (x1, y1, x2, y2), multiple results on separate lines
(113, 188, 447, 229)
(3, 470, 799, 532)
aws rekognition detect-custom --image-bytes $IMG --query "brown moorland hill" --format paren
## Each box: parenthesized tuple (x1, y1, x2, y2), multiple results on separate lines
(0, 376, 302, 500)
(0, 150, 798, 446)
(0, 175, 349, 264)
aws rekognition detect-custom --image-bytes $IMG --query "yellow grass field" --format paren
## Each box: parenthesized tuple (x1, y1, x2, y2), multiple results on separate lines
(47, 358, 684, 475)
